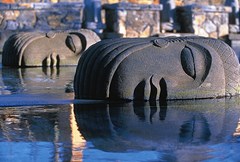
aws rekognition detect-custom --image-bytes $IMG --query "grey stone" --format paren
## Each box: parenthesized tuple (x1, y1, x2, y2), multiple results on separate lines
(74, 36, 240, 101)
(225, 0, 239, 25)
(0, 2, 84, 31)
(228, 33, 240, 61)
(176, 4, 231, 38)
(102, 2, 162, 37)
(2, 29, 100, 67)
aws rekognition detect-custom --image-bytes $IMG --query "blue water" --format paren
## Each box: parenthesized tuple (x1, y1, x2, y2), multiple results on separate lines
(0, 66, 240, 162)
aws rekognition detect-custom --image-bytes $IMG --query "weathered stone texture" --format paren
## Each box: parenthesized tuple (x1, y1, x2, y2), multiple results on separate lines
(176, 0, 224, 6)
(74, 36, 240, 101)
(103, 2, 162, 37)
(176, 5, 231, 38)
(0, 2, 84, 51)
(2, 29, 100, 67)
(227, 33, 240, 62)
(0, 2, 83, 31)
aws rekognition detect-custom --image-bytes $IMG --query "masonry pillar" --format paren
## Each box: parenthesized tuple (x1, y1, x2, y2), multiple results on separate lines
(83, 0, 105, 34)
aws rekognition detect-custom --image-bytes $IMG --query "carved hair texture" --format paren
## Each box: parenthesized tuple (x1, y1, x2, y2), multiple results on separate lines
(74, 36, 240, 100)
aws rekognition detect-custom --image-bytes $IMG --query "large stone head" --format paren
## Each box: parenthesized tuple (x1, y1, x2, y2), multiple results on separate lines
(74, 36, 240, 100)
(2, 29, 100, 67)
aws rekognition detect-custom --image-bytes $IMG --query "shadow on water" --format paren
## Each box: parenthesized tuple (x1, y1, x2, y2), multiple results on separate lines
(74, 99, 240, 161)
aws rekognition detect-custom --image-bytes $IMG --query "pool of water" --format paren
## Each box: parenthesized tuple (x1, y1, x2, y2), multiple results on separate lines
(0, 62, 240, 161)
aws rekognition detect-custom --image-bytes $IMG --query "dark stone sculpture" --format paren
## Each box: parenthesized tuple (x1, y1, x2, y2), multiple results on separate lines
(2, 29, 100, 67)
(74, 36, 240, 101)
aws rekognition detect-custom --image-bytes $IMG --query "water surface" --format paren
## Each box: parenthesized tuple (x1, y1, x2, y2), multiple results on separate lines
(0, 64, 240, 161)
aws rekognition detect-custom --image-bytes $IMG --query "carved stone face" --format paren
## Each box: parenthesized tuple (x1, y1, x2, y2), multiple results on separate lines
(74, 37, 240, 100)
(2, 29, 100, 67)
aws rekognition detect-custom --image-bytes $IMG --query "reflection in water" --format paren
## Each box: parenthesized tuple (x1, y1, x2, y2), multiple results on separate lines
(0, 67, 76, 106)
(1, 66, 75, 95)
(74, 99, 240, 161)
(179, 113, 211, 144)
(0, 104, 86, 162)
(70, 104, 86, 161)
(0, 98, 239, 161)
(233, 118, 240, 136)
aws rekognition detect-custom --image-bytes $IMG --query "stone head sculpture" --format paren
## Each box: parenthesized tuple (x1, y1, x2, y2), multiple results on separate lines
(2, 29, 100, 67)
(74, 36, 240, 100)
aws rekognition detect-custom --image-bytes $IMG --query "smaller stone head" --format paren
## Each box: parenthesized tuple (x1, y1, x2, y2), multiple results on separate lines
(2, 29, 100, 67)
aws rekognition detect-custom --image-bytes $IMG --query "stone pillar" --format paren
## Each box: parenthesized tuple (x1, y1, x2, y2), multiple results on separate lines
(225, 0, 239, 33)
(82, 0, 105, 34)
(102, 2, 162, 38)
(176, 4, 232, 38)
(227, 33, 240, 62)
(160, 0, 179, 32)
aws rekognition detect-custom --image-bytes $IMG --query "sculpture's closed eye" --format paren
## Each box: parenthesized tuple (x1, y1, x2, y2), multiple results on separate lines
(66, 36, 76, 53)
(181, 46, 196, 79)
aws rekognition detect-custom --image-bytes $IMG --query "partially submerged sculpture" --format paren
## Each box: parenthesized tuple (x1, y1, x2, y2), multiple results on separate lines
(2, 29, 100, 67)
(74, 36, 240, 100)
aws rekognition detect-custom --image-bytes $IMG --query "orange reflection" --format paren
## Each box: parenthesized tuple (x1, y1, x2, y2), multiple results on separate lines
(1, 0, 15, 3)
(70, 104, 86, 162)
(233, 118, 240, 136)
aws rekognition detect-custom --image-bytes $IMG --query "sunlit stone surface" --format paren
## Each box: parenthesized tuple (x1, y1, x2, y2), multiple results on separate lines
(102, 2, 162, 38)
(176, 4, 231, 38)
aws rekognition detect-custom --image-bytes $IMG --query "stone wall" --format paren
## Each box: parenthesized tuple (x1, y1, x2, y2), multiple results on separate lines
(102, 2, 162, 38)
(0, 2, 83, 31)
(0, 2, 83, 51)
(175, 0, 224, 6)
(176, 4, 232, 38)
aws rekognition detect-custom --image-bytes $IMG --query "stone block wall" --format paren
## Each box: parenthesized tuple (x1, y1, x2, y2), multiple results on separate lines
(176, 4, 232, 38)
(0, 2, 84, 31)
(0, 2, 83, 51)
(175, 0, 224, 6)
(227, 33, 240, 61)
(102, 2, 162, 38)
